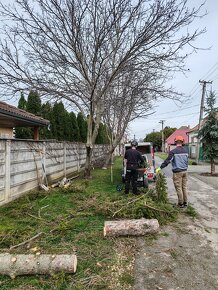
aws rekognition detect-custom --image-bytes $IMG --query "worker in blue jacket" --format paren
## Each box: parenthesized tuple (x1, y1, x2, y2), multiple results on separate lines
(156, 136, 188, 208)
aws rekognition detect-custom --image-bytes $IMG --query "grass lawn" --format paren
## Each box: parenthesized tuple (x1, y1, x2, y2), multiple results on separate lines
(0, 157, 178, 289)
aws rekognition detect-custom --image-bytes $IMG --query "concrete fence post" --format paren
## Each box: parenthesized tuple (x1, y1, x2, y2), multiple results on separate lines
(5, 140, 11, 202)
(77, 143, 80, 172)
(42, 142, 47, 185)
(63, 142, 66, 177)
(42, 142, 46, 167)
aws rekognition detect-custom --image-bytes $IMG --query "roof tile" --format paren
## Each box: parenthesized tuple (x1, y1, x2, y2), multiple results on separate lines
(0, 101, 49, 125)
(165, 128, 189, 144)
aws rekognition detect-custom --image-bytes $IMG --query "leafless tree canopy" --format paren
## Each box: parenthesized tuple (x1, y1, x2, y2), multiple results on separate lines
(0, 0, 205, 174)
(0, 0, 204, 101)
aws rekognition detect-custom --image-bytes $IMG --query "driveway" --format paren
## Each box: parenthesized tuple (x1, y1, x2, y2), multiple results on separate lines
(134, 157, 218, 290)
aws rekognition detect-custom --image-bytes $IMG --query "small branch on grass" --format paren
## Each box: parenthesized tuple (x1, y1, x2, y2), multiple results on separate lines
(38, 205, 49, 218)
(27, 213, 44, 221)
(112, 194, 148, 217)
(9, 213, 76, 250)
(10, 232, 44, 250)
(144, 203, 169, 213)
(68, 175, 79, 181)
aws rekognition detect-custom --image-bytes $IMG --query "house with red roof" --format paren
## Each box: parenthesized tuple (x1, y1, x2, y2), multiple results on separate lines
(165, 126, 189, 152)
(0, 101, 50, 140)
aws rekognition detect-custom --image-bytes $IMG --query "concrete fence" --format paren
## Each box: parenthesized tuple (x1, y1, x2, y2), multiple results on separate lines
(0, 139, 107, 206)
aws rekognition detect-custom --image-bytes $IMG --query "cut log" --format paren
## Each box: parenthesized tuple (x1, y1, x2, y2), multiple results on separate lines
(0, 254, 77, 278)
(104, 218, 159, 237)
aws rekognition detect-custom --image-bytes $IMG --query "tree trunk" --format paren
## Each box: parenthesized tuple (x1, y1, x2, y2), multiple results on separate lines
(84, 111, 94, 178)
(0, 254, 77, 278)
(84, 145, 92, 178)
(104, 218, 159, 237)
(211, 158, 215, 175)
(103, 145, 115, 168)
(84, 103, 102, 177)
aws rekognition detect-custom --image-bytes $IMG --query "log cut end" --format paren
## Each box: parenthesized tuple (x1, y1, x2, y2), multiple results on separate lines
(104, 218, 159, 237)
(73, 255, 77, 272)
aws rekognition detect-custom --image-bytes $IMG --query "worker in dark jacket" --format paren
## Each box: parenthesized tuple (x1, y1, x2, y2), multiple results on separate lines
(156, 136, 188, 208)
(124, 140, 144, 195)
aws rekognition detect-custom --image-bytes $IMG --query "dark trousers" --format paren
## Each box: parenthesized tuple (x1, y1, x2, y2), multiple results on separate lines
(125, 169, 138, 194)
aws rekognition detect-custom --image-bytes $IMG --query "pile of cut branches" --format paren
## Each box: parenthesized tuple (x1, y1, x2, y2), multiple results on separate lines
(81, 190, 178, 225)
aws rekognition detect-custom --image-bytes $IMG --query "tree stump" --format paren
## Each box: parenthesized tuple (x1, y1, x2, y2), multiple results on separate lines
(104, 218, 159, 237)
(0, 254, 77, 278)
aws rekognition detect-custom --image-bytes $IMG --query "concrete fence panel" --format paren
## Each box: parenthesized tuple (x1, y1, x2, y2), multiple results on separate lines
(0, 139, 108, 206)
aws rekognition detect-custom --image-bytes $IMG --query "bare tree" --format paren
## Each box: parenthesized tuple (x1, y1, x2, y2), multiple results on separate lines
(102, 65, 179, 167)
(0, 0, 205, 176)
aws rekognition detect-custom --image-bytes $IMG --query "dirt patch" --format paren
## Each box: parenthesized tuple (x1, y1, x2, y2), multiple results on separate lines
(134, 215, 218, 290)
(108, 238, 137, 289)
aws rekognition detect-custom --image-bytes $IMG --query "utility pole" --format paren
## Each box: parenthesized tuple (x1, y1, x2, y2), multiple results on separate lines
(159, 120, 165, 152)
(196, 80, 212, 163)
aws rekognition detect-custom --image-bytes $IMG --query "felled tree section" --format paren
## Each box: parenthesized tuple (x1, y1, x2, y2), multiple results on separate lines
(104, 218, 159, 237)
(0, 254, 77, 278)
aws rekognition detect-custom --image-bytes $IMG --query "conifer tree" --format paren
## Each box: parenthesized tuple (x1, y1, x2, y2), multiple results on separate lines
(77, 112, 87, 143)
(70, 112, 80, 142)
(40, 102, 53, 139)
(198, 92, 218, 174)
(52, 102, 66, 140)
(26, 90, 41, 115)
(64, 111, 73, 141)
(18, 92, 27, 110)
(15, 92, 32, 139)
(95, 123, 109, 144)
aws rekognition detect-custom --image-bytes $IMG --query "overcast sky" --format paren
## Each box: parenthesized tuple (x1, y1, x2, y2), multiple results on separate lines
(130, 0, 218, 140)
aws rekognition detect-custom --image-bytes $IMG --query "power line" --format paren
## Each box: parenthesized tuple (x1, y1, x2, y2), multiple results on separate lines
(211, 73, 218, 81)
(188, 85, 201, 98)
(204, 67, 218, 80)
(189, 87, 202, 100)
(135, 104, 201, 122)
(146, 111, 199, 121)
(201, 62, 218, 80)
(186, 63, 218, 98)
(155, 104, 200, 116)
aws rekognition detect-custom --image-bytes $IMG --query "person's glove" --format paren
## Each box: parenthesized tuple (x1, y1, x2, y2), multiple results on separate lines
(155, 167, 161, 174)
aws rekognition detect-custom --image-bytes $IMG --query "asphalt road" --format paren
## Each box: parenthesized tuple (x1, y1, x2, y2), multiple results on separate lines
(134, 156, 218, 290)
(155, 156, 173, 178)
